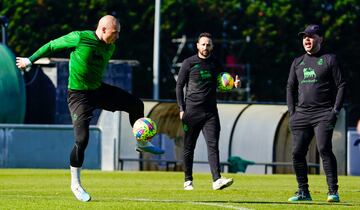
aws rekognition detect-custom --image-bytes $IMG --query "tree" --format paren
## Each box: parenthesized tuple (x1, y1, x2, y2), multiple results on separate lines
(1, 0, 360, 125)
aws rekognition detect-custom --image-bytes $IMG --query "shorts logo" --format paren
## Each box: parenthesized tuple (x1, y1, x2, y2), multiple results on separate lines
(71, 113, 78, 122)
(183, 123, 189, 132)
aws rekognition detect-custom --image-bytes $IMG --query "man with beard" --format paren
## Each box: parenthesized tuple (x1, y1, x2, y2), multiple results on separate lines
(287, 24, 346, 202)
(176, 32, 240, 190)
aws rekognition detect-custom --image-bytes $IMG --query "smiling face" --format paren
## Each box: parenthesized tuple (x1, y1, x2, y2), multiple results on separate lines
(197, 36, 213, 59)
(302, 34, 323, 55)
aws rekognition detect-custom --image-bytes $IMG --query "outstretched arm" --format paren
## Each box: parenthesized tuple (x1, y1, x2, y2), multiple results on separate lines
(15, 31, 80, 71)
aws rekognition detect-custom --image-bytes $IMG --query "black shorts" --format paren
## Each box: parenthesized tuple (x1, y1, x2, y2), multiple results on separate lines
(67, 83, 144, 124)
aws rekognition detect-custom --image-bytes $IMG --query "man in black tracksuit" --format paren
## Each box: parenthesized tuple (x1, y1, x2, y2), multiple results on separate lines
(176, 32, 240, 190)
(287, 24, 346, 202)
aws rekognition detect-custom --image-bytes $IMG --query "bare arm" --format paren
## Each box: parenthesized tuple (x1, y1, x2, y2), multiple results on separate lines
(15, 31, 80, 71)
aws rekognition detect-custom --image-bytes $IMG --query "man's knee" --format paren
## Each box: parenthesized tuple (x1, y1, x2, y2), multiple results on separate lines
(317, 144, 332, 157)
(129, 98, 143, 113)
(74, 128, 90, 149)
(292, 149, 307, 160)
(74, 137, 89, 150)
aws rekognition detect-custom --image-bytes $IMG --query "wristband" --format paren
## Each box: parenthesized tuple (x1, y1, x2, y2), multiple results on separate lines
(24, 58, 32, 72)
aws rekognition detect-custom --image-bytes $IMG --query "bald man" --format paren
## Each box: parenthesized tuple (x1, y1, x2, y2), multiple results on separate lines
(16, 15, 164, 202)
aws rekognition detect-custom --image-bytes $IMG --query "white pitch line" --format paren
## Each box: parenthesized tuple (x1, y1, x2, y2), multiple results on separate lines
(124, 198, 252, 210)
(191, 201, 251, 210)
(0, 194, 252, 209)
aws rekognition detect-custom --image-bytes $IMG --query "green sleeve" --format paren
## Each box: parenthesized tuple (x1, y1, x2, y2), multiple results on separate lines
(29, 31, 80, 63)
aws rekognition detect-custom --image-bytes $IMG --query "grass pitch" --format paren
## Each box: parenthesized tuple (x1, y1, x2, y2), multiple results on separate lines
(0, 169, 359, 209)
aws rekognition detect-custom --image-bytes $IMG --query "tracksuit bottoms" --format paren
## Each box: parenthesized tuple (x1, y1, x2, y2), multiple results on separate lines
(290, 108, 338, 192)
(67, 83, 144, 167)
(182, 108, 221, 182)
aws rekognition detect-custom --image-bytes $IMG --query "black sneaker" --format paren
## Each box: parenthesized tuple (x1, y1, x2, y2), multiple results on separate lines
(288, 190, 312, 201)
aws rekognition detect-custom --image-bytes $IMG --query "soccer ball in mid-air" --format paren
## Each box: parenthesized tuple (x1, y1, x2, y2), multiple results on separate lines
(217, 72, 234, 92)
(132, 117, 158, 142)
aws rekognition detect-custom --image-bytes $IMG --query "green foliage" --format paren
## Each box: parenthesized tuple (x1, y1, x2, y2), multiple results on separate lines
(1, 0, 360, 107)
(1, 0, 108, 55)
(0, 169, 360, 209)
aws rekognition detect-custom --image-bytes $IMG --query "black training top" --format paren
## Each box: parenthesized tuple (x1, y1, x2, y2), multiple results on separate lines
(176, 54, 223, 112)
(286, 50, 346, 114)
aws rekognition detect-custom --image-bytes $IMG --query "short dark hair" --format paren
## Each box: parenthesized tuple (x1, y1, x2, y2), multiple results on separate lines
(197, 32, 212, 42)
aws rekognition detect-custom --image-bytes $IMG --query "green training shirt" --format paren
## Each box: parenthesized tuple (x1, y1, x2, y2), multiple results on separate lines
(29, 30, 115, 90)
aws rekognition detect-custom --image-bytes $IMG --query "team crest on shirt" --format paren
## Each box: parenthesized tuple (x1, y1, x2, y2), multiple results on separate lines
(317, 58, 324, 65)
(301, 67, 317, 84)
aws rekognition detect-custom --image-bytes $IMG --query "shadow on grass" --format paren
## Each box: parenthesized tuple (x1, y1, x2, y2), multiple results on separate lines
(214, 200, 354, 207)
(122, 198, 355, 207)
